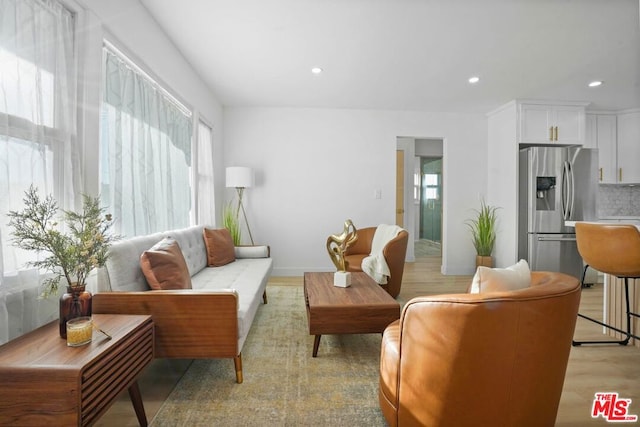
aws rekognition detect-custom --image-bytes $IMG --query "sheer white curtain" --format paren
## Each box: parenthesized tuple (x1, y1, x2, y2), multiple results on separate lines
(195, 120, 216, 226)
(0, 0, 78, 344)
(101, 46, 193, 238)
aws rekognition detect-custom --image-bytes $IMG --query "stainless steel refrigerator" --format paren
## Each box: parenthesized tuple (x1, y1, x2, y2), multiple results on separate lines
(518, 146, 598, 279)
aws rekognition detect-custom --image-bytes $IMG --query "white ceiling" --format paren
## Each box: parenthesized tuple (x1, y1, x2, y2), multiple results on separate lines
(140, 0, 640, 113)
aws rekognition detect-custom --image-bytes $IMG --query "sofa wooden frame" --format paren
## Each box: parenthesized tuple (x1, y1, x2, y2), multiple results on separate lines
(93, 285, 267, 384)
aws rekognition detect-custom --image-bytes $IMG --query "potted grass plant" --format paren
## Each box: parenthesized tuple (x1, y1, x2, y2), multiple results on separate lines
(466, 200, 499, 268)
(222, 201, 241, 246)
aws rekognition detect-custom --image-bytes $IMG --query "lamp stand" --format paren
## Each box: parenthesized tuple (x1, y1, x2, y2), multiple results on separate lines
(235, 187, 255, 245)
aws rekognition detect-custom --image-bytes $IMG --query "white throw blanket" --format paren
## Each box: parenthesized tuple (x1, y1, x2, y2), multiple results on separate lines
(361, 224, 404, 284)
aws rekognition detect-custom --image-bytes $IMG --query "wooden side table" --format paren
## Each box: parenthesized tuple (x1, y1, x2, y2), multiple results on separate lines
(0, 314, 154, 426)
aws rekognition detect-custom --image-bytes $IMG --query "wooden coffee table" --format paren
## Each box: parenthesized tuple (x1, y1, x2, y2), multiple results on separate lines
(304, 271, 401, 357)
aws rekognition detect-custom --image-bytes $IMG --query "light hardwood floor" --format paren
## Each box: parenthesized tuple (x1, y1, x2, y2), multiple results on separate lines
(97, 252, 640, 426)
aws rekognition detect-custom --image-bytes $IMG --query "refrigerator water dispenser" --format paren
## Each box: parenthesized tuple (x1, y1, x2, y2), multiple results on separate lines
(536, 176, 556, 210)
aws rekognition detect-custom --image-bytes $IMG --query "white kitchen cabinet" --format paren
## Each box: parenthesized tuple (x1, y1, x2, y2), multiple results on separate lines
(617, 110, 640, 183)
(584, 114, 597, 149)
(585, 113, 617, 183)
(519, 102, 587, 145)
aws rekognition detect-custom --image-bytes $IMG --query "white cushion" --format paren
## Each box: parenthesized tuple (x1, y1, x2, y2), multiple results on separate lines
(191, 258, 273, 350)
(235, 245, 270, 259)
(469, 259, 531, 294)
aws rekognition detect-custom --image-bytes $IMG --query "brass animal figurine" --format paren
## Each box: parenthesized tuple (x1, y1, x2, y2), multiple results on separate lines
(326, 219, 358, 272)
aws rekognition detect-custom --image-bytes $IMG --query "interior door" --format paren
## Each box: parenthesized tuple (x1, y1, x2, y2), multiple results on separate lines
(396, 150, 404, 227)
(420, 157, 443, 243)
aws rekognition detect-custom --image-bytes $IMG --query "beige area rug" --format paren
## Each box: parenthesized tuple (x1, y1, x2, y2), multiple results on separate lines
(151, 285, 389, 426)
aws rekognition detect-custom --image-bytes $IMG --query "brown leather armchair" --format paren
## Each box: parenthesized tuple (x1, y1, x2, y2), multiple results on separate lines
(343, 226, 409, 298)
(379, 272, 581, 427)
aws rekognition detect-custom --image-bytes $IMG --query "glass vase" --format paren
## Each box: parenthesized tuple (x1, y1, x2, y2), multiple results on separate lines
(59, 284, 92, 338)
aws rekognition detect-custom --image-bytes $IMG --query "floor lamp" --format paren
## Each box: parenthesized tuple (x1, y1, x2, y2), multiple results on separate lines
(226, 166, 255, 245)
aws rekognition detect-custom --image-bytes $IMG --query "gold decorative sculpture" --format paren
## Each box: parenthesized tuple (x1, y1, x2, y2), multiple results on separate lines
(326, 219, 358, 272)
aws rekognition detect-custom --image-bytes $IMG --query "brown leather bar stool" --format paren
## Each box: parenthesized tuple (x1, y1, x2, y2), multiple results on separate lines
(573, 222, 640, 346)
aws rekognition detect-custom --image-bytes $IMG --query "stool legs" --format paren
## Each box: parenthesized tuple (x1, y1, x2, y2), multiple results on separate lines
(580, 264, 592, 289)
(573, 276, 639, 346)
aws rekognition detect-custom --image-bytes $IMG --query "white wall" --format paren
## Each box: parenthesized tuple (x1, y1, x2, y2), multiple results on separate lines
(415, 139, 444, 157)
(74, 0, 226, 221)
(487, 102, 519, 268)
(224, 107, 487, 276)
(66, 0, 489, 276)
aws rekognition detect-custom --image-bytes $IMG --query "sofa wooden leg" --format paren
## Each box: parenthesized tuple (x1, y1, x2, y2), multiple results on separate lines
(263, 290, 268, 304)
(234, 354, 243, 384)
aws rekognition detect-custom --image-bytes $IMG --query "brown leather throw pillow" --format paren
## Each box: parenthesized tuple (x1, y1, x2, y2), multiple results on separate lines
(203, 228, 236, 267)
(140, 237, 192, 290)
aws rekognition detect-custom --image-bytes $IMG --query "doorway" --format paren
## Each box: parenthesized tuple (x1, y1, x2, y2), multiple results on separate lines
(397, 136, 444, 263)
(418, 156, 443, 256)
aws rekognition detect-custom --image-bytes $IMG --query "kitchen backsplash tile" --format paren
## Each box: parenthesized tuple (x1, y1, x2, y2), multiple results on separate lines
(598, 185, 640, 217)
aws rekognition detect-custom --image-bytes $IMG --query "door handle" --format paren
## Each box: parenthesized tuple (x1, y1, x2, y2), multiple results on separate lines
(569, 161, 575, 219)
(537, 236, 577, 242)
(561, 161, 571, 220)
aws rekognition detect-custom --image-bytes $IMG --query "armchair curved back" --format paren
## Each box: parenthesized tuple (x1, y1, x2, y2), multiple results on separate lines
(379, 272, 581, 427)
(344, 226, 409, 298)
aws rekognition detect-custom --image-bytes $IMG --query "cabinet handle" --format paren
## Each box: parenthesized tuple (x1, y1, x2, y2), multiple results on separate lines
(549, 126, 554, 141)
(554, 126, 559, 141)
(599, 167, 603, 181)
(619, 168, 623, 182)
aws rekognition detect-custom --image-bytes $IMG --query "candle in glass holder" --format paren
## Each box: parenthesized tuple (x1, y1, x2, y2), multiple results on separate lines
(66, 316, 93, 347)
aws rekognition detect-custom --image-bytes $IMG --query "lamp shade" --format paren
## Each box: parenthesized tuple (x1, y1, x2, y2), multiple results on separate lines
(226, 166, 254, 188)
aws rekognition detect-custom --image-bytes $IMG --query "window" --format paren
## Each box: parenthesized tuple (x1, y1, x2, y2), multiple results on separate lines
(424, 173, 439, 200)
(0, 0, 77, 275)
(100, 43, 193, 237)
(0, 47, 55, 127)
(195, 120, 216, 226)
(0, 0, 77, 343)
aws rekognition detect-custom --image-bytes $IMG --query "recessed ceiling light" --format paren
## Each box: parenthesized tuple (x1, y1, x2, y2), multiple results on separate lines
(588, 80, 603, 87)
(468, 76, 480, 84)
(311, 67, 323, 74)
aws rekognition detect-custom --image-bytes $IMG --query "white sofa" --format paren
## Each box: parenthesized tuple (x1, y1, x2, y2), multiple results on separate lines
(92, 225, 273, 383)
